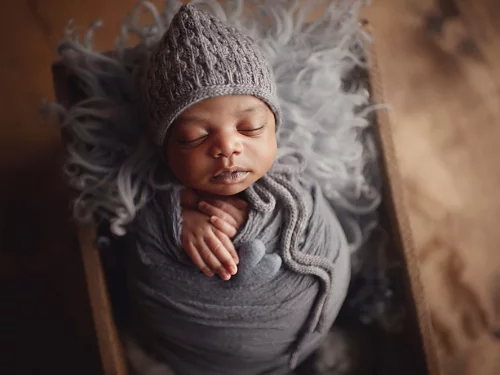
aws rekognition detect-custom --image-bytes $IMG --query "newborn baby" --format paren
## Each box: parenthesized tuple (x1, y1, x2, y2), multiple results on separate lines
(123, 4, 351, 375)
(172, 94, 277, 282)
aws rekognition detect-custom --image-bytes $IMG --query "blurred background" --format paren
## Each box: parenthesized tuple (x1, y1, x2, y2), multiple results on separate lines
(0, 0, 499, 374)
(0, 1, 158, 373)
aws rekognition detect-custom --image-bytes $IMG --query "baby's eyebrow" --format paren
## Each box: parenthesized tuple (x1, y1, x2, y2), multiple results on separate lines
(240, 106, 258, 114)
(237, 102, 266, 117)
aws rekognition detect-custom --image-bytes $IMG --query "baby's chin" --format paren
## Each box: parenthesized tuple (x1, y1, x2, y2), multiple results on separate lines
(190, 177, 257, 197)
(184, 171, 267, 197)
(201, 183, 249, 197)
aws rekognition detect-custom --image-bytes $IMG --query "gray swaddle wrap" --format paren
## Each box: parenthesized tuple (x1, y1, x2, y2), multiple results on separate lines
(124, 151, 351, 375)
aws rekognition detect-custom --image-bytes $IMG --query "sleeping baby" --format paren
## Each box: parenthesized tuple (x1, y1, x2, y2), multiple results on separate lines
(120, 4, 351, 375)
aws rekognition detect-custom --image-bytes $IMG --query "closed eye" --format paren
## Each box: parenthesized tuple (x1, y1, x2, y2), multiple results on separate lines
(178, 135, 209, 147)
(239, 124, 265, 136)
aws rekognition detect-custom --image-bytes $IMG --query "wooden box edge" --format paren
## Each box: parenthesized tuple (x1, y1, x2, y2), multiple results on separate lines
(366, 38, 442, 375)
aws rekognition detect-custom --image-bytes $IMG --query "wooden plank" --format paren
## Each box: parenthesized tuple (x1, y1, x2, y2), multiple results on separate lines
(78, 225, 128, 375)
(50, 15, 130, 369)
(0, 1, 104, 373)
(366, 38, 441, 375)
(363, 0, 500, 374)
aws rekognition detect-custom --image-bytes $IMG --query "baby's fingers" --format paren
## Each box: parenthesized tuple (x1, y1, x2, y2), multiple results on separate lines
(213, 229, 239, 265)
(224, 196, 248, 211)
(204, 233, 238, 279)
(196, 241, 229, 280)
(199, 201, 237, 227)
(203, 199, 241, 221)
(210, 215, 237, 238)
(184, 242, 214, 278)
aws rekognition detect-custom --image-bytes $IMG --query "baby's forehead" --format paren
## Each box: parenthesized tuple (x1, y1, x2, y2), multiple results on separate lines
(186, 95, 267, 115)
(176, 95, 270, 124)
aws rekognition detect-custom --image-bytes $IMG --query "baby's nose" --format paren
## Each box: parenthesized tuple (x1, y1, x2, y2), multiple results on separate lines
(211, 134, 243, 158)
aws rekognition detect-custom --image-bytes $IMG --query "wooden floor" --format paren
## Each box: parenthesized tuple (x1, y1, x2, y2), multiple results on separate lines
(0, 0, 499, 374)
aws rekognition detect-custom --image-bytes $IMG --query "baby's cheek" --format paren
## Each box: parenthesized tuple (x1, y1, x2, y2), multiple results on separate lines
(260, 140, 277, 168)
(180, 154, 211, 179)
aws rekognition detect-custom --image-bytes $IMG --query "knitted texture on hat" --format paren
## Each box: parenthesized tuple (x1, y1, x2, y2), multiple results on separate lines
(143, 4, 282, 146)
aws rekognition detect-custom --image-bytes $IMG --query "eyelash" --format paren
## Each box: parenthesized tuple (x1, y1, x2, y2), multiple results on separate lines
(178, 124, 266, 147)
(178, 135, 208, 146)
(239, 124, 265, 135)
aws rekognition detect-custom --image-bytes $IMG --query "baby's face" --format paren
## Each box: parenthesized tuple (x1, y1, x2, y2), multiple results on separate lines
(165, 95, 277, 196)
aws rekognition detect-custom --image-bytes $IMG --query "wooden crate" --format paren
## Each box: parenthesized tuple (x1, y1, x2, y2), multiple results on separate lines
(51, 24, 439, 375)
(367, 44, 440, 375)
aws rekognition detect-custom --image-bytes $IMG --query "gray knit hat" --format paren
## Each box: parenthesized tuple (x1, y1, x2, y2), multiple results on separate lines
(142, 4, 282, 146)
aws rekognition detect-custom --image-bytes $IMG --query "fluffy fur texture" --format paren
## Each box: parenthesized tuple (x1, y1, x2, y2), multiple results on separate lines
(51, 0, 380, 266)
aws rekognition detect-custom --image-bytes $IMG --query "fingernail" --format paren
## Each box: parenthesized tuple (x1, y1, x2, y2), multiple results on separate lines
(228, 265, 237, 275)
(220, 272, 230, 280)
(210, 216, 217, 223)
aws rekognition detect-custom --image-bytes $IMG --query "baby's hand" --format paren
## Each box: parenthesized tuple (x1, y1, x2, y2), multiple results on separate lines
(181, 208, 239, 280)
(197, 197, 249, 238)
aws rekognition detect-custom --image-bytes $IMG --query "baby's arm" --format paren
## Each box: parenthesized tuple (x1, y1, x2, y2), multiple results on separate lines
(180, 189, 248, 280)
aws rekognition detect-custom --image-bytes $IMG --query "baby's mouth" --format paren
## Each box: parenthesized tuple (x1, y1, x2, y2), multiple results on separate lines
(211, 169, 249, 182)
